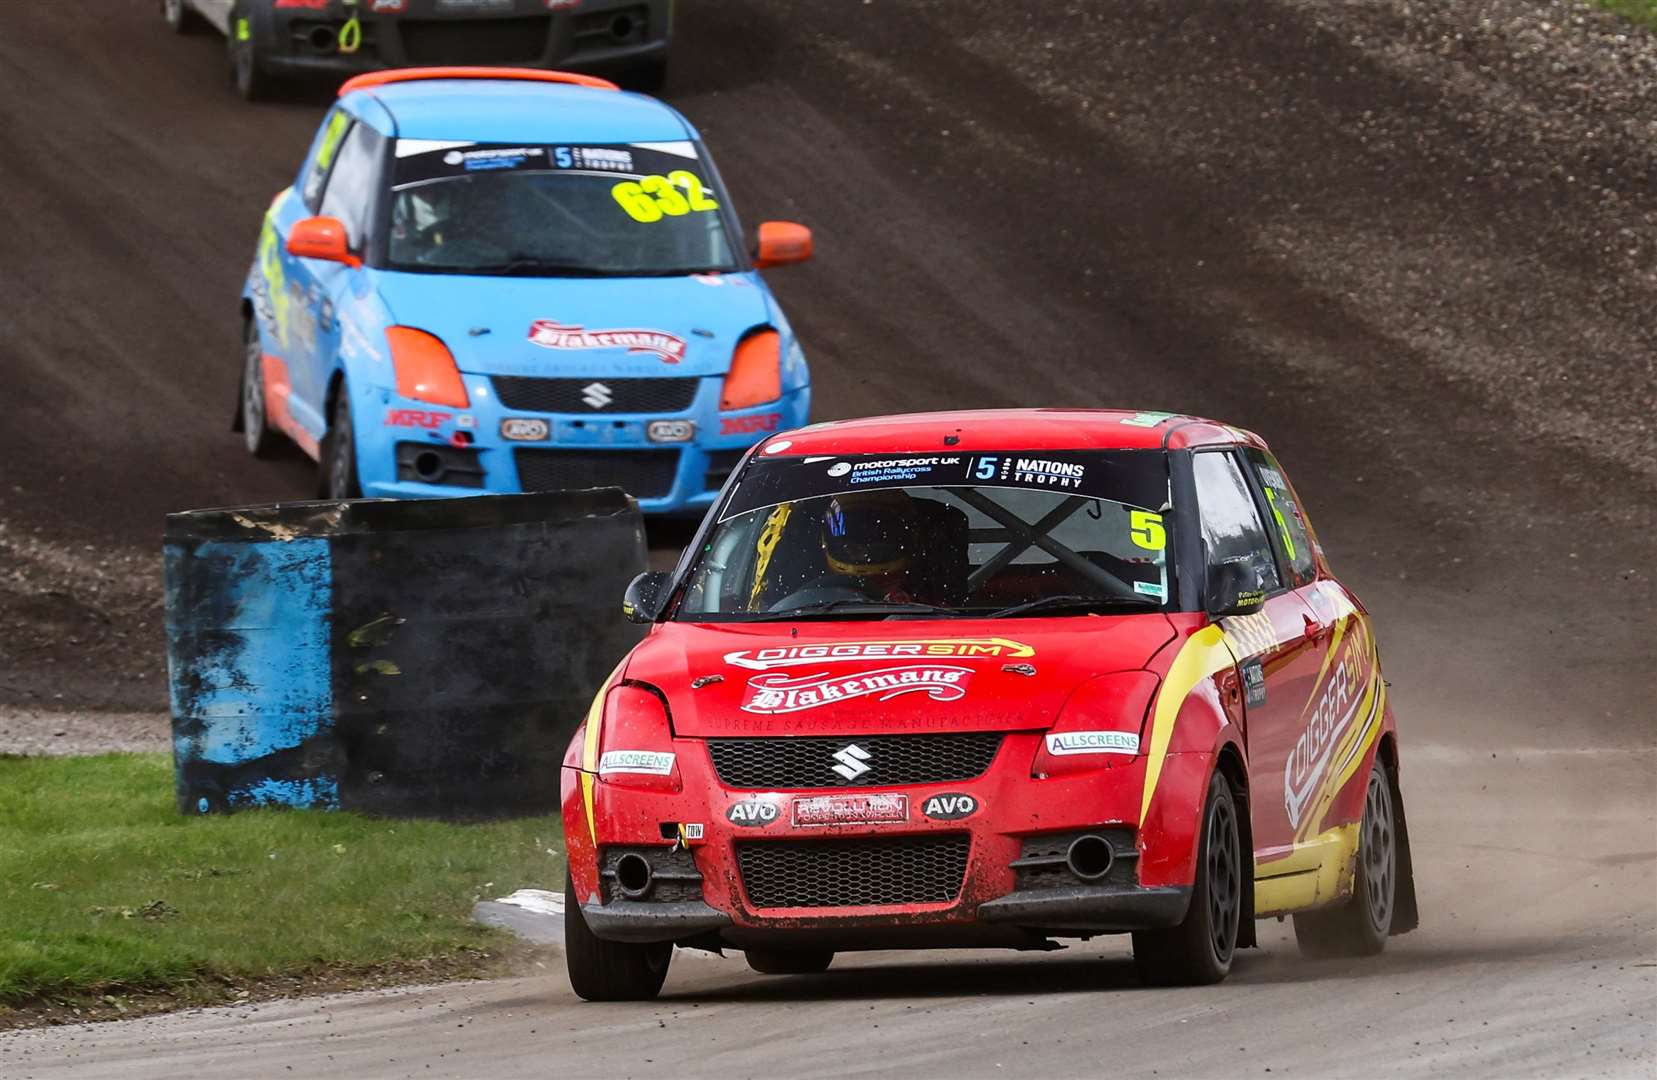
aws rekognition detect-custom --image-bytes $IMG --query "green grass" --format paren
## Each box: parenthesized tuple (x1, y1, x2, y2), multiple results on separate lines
(0, 754, 562, 1009)
(1594, 0, 1657, 30)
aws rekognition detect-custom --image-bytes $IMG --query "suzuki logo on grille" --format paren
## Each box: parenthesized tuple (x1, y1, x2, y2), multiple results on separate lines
(581, 381, 613, 409)
(831, 743, 872, 781)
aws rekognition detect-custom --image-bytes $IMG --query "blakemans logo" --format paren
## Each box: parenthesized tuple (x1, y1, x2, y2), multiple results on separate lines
(528, 320, 688, 364)
(724, 638, 1034, 671)
(1045, 731, 1140, 756)
(741, 665, 972, 714)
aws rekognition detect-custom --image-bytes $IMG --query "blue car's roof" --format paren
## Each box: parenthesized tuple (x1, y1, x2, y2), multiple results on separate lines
(347, 81, 695, 144)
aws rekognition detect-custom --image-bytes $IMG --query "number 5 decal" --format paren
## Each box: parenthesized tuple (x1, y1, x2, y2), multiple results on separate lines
(974, 457, 999, 480)
(1129, 510, 1166, 551)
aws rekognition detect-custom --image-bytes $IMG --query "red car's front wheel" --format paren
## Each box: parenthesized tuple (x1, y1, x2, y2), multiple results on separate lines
(1132, 769, 1243, 986)
(564, 871, 672, 1002)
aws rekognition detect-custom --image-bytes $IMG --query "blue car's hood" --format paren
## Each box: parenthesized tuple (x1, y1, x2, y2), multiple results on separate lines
(371, 270, 774, 379)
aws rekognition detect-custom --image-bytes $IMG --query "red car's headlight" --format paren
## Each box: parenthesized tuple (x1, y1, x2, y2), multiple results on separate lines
(596, 684, 682, 793)
(1032, 671, 1159, 779)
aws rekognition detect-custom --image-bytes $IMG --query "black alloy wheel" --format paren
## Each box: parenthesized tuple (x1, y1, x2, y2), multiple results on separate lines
(1293, 759, 1397, 958)
(1132, 770, 1243, 986)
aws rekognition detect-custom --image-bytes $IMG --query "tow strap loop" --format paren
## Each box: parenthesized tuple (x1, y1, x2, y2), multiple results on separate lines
(339, 0, 362, 55)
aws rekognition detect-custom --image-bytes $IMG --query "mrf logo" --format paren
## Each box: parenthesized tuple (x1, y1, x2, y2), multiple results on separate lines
(921, 793, 978, 821)
(726, 800, 779, 827)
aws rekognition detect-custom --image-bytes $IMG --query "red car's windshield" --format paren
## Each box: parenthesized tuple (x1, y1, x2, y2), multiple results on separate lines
(678, 450, 1174, 620)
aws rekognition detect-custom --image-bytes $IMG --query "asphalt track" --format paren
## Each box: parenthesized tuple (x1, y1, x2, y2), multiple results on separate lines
(1, 1, 1654, 1076)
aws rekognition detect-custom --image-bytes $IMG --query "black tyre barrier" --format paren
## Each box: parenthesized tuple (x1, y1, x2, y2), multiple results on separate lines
(164, 490, 646, 819)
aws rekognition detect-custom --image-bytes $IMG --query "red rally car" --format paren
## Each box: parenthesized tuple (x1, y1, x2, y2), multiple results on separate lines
(560, 409, 1418, 999)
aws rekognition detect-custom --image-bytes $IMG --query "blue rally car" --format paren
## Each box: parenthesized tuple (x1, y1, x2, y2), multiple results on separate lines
(239, 67, 813, 513)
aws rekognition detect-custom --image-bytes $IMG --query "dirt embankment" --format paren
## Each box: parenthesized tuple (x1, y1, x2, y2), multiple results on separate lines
(0, 0, 1653, 747)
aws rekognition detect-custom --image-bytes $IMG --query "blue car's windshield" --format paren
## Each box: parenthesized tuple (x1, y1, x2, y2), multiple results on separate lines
(386, 141, 739, 277)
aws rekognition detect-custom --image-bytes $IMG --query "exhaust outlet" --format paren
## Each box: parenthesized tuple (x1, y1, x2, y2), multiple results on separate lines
(1065, 834, 1114, 882)
(412, 451, 444, 482)
(614, 852, 654, 898)
(307, 25, 339, 54)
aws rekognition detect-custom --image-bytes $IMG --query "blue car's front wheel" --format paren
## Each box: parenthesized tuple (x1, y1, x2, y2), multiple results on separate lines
(240, 321, 277, 459)
(323, 384, 361, 500)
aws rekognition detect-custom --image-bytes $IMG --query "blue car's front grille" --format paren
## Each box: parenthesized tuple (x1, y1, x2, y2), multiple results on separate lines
(514, 448, 679, 500)
(492, 376, 699, 415)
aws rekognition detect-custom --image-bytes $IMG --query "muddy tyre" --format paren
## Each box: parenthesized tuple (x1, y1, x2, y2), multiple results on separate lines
(1293, 760, 1396, 958)
(1132, 770, 1243, 986)
(239, 321, 277, 458)
(564, 872, 672, 1001)
(322, 383, 361, 499)
(228, 4, 279, 101)
(745, 948, 833, 975)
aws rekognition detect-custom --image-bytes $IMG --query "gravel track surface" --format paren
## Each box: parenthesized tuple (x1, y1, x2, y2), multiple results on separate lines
(0, 0, 1652, 1075)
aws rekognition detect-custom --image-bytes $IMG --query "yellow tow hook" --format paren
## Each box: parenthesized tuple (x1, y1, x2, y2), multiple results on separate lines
(338, 0, 363, 55)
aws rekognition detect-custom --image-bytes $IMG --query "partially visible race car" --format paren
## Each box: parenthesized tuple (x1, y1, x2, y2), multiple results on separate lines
(560, 409, 1419, 999)
(162, 0, 671, 101)
(238, 67, 812, 510)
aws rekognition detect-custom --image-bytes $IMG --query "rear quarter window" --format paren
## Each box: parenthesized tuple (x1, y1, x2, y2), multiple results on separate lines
(301, 109, 354, 212)
(1246, 448, 1318, 587)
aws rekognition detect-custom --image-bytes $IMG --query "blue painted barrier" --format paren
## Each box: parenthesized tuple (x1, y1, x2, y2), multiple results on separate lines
(164, 490, 646, 818)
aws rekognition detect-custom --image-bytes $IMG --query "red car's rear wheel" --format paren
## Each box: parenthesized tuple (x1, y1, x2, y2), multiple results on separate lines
(1293, 759, 1397, 958)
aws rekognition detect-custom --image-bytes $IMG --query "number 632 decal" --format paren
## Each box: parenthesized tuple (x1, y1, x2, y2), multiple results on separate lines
(612, 172, 720, 223)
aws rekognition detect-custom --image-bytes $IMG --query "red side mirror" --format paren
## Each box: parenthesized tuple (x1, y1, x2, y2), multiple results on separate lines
(753, 221, 812, 269)
(286, 216, 361, 268)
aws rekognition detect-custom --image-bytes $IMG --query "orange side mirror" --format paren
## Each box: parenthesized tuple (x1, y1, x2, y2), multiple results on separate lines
(752, 221, 812, 269)
(286, 216, 361, 268)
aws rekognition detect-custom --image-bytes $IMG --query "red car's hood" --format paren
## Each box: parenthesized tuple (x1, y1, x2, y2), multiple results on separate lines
(627, 617, 1179, 737)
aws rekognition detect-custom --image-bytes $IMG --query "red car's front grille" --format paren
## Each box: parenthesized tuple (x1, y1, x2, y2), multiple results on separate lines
(707, 733, 1004, 789)
(736, 835, 970, 909)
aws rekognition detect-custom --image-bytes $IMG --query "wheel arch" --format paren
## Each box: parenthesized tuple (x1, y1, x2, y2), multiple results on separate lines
(1376, 732, 1420, 934)
(232, 300, 257, 433)
(1213, 741, 1257, 948)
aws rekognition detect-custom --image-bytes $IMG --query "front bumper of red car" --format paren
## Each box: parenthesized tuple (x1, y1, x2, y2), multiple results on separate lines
(562, 731, 1206, 949)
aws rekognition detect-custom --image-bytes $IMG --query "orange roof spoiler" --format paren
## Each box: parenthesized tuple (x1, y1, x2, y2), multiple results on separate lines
(338, 67, 619, 97)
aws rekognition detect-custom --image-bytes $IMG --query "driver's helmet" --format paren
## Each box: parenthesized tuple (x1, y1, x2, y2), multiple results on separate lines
(821, 490, 919, 577)
(393, 183, 455, 246)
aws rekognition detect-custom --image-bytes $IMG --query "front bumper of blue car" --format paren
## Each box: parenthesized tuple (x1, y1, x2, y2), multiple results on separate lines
(352, 378, 807, 515)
